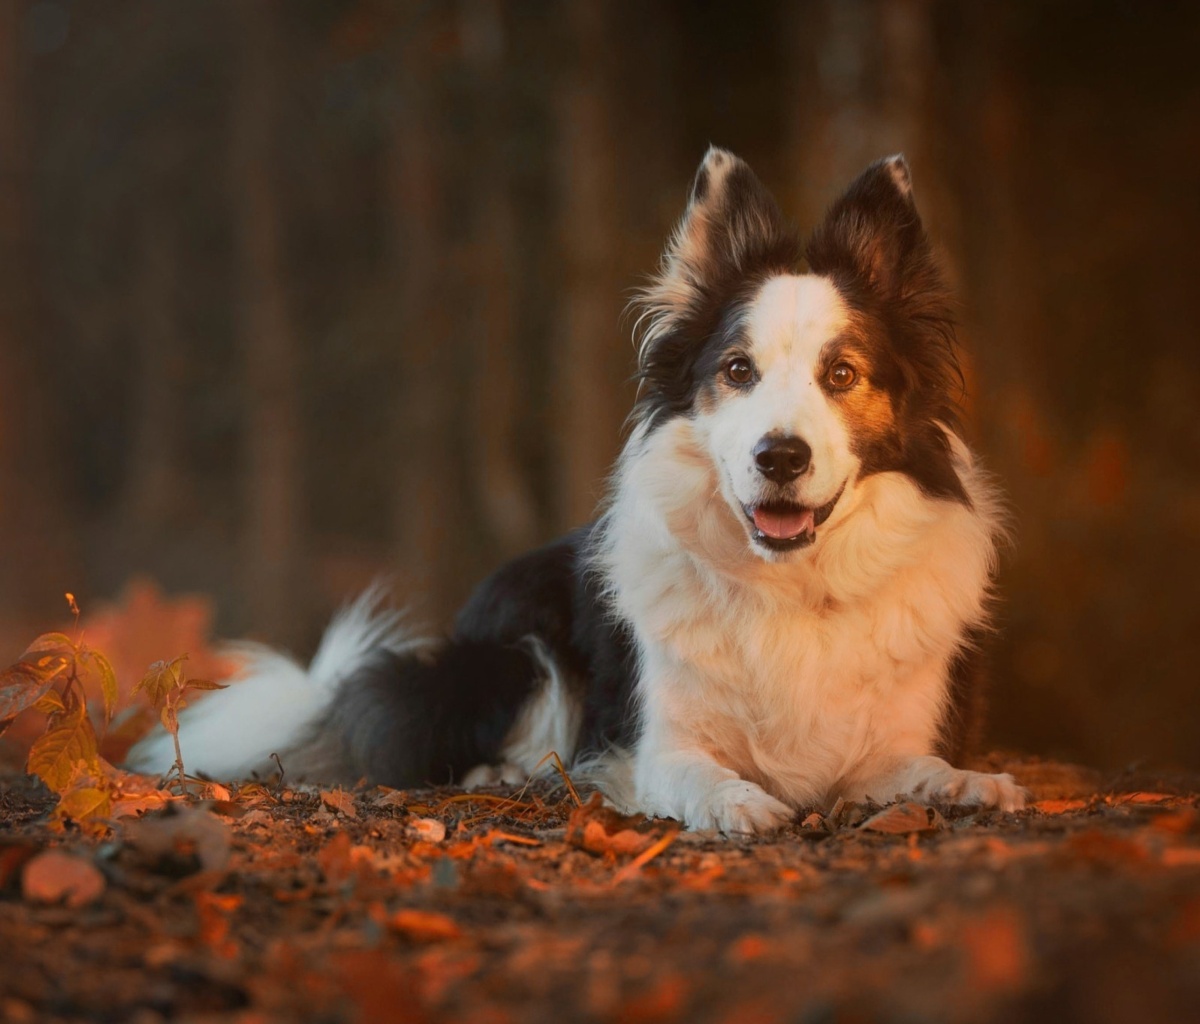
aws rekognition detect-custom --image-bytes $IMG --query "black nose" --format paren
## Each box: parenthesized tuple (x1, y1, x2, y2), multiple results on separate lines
(753, 435, 812, 483)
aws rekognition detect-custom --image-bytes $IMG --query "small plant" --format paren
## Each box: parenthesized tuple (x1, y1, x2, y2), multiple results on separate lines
(130, 655, 226, 794)
(0, 593, 217, 829)
(0, 595, 119, 808)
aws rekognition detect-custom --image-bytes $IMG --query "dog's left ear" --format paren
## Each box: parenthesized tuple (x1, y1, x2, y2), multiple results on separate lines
(805, 155, 931, 297)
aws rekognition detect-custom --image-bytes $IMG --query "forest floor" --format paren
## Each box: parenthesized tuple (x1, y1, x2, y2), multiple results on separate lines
(0, 755, 1198, 1024)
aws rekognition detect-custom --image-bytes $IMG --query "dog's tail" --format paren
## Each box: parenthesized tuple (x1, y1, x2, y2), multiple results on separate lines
(125, 586, 429, 783)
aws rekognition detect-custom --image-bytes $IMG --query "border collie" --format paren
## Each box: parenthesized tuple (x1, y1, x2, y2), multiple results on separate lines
(130, 148, 1025, 832)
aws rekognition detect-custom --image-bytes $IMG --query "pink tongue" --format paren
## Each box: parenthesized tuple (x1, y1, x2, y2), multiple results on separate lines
(753, 506, 814, 540)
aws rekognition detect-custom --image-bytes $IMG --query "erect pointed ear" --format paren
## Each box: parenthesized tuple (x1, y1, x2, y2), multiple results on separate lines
(804, 155, 932, 297)
(636, 147, 799, 360)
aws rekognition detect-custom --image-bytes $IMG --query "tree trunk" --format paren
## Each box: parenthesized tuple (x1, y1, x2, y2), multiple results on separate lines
(123, 213, 182, 542)
(554, 0, 623, 531)
(462, 0, 539, 560)
(231, 0, 304, 645)
(388, 12, 457, 621)
(0, 0, 67, 632)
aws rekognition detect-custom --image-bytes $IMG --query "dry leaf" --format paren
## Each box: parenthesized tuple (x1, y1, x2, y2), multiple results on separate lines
(1034, 798, 1090, 814)
(1161, 848, 1200, 868)
(389, 908, 462, 942)
(960, 906, 1029, 992)
(55, 786, 113, 825)
(27, 700, 99, 792)
(566, 792, 654, 857)
(861, 802, 944, 834)
(578, 819, 653, 857)
(122, 807, 232, 874)
(409, 818, 446, 843)
(76, 647, 118, 727)
(22, 850, 106, 908)
(321, 789, 358, 819)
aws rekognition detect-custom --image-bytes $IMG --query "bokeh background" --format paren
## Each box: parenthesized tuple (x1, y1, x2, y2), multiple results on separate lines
(1, 0, 1197, 769)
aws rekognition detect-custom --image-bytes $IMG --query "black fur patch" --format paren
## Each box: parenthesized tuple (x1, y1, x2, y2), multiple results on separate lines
(937, 629, 989, 766)
(634, 154, 802, 428)
(321, 528, 638, 787)
(806, 157, 968, 504)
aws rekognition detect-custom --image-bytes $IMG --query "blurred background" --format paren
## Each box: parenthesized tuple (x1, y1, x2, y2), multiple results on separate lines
(0, 0, 1198, 769)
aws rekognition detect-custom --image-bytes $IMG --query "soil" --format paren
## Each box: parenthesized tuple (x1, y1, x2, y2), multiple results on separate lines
(1, 755, 1198, 1024)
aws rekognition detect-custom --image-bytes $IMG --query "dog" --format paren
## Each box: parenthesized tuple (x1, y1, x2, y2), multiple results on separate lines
(129, 148, 1025, 832)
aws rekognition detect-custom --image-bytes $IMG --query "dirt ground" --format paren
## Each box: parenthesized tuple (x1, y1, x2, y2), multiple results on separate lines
(1, 755, 1198, 1024)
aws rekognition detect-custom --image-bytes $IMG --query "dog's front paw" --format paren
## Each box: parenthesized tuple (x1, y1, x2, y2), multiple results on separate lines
(691, 779, 794, 834)
(917, 767, 1027, 812)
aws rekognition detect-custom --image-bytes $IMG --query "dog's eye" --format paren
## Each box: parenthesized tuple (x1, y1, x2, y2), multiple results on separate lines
(725, 358, 754, 386)
(828, 363, 856, 389)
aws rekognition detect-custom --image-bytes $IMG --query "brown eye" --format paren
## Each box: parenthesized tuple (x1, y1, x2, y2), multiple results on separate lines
(828, 362, 856, 389)
(725, 358, 754, 385)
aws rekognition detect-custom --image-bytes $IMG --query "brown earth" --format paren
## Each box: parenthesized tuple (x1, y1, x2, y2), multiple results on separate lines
(1, 755, 1198, 1024)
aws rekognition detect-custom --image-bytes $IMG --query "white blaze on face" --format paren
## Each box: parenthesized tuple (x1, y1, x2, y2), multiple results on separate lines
(697, 273, 860, 524)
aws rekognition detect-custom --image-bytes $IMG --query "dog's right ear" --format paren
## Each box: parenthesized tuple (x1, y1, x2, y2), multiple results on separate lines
(635, 148, 799, 369)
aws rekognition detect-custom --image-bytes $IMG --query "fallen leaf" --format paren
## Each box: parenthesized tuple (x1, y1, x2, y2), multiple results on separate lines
(566, 792, 655, 857)
(321, 789, 358, 819)
(1161, 847, 1200, 868)
(861, 802, 944, 834)
(122, 807, 232, 874)
(578, 819, 653, 857)
(22, 850, 106, 908)
(1064, 830, 1147, 867)
(1034, 799, 1090, 814)
(409, 818, 446, 843)
(0, 842, 40, 889)
(389, 908, 462, 942)
(960, 906, 1029, 992)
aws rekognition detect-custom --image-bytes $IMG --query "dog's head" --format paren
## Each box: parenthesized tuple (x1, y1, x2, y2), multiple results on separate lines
(633, 147, 967, 559)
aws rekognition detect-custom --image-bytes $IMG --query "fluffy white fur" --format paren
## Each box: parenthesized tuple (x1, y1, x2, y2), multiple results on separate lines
(126, 585, 423, 780)
(594, 272, 1022, 833)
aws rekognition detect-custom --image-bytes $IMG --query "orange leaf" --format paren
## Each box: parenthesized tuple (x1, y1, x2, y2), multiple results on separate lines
(184, 679, 229, 693)
(22, 850, 106, 908)
(55, 786, 113, 826)
(388, 909, 462, 942)
(861, 802, 944, 834)
(1034, 798, 1090, 814)
(132, 657, 185, 709)
(77, 647, 119, 727)
(20, 633, 74, 658)
(321, 789, 358, 819)
(408, 817, 445, 842)
(0, 666, 57, 734)
(27, 700, 100, 793)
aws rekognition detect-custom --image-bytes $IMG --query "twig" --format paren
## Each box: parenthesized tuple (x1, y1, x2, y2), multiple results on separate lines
(612, 826, 681, 886)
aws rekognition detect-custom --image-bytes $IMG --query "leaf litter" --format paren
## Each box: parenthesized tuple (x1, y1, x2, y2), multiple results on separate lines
(0, 754, 1194, 1023)
(0, 610, 1196, 1023)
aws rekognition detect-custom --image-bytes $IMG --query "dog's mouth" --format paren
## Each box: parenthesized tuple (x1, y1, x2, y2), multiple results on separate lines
(743, 482, 845, 552)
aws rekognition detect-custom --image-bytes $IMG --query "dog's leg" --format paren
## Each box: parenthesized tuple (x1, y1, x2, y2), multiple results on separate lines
(635, 745, 795, 833)
(633, 697, 794, 833)
(842, 754, 1026, 811)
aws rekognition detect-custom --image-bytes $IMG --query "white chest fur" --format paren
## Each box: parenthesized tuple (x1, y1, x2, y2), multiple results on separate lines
(596, 419, 1004, 814)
